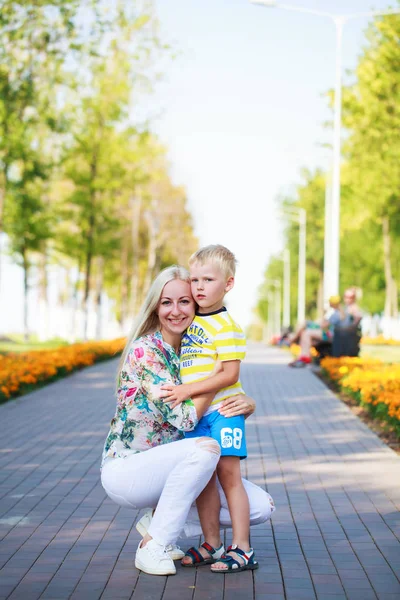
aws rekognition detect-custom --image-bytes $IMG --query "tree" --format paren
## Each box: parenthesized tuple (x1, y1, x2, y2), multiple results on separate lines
(0, 1, 198, 340)
(0, 1, 81, 288)
(103, 134, 198, 329)
(341, 11, 400, 316)
(5, 153, 52, 339)
(60, 5, 158, 338)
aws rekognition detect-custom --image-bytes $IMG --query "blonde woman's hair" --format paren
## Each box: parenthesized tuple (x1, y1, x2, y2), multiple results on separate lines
(117, 265, 190, 385)
(189, 244, 237, 278)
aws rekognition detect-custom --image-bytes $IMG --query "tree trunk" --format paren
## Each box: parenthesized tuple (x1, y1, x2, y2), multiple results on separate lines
(22, 248, 29, 342)
(0, 164, 9, 294)
(83, 160, 97, 340)
(37, 245, 49, 341)
(70, 259, 81, 343)
(119, 230, 129, 330)
(316, 273, 324, 320)
(95, 256, 104, 340)
(382, 215, 393, 318)
(129, 194, 142, 316)
(142, 210, 158, 298)
(83, 218, 95, 340)
(392, 278, 398, 318)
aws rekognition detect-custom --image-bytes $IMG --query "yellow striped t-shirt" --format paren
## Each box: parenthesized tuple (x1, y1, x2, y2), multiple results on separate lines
(180, 308, 246, 415)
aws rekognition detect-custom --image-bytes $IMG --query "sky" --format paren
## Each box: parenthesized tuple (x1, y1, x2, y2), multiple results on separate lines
(1, 0, 397, 335)
(148, 0, 397, 327)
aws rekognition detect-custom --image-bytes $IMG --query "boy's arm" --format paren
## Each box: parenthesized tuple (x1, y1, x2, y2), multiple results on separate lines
(160, 360, 240, 407)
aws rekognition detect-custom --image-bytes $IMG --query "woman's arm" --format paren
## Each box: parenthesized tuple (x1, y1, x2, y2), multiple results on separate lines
(121, 340, 199, 432)
(140, 341, 221, 430)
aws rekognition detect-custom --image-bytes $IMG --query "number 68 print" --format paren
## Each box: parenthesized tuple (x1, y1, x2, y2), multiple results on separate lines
(220, 427, 243, 449)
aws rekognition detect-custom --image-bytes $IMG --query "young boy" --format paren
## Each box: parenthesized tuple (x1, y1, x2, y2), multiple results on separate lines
(160, 244, 258, 573)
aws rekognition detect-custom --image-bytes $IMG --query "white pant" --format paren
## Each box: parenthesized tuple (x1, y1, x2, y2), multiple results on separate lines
(101, 437, 275, 546)
(101, 437, 220, 546)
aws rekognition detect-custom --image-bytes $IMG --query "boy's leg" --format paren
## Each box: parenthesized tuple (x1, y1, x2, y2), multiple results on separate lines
(182, 414, 223, 565)
(210, 411, 251, 568)
(216, 456, 250, 550)
(211, 455, 253, 572)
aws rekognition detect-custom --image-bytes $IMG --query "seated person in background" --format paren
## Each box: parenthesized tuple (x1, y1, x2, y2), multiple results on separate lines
(288, 295, 342, 368)
(341, 287, 362, 329)
(331, 287, 362, 357)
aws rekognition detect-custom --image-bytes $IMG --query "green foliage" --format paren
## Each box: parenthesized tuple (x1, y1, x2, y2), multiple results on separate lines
(259, 169, 326, 326)
(254, 10, 400, 330)
(341, 11, 400, 315)
(0, 1, 197, 338)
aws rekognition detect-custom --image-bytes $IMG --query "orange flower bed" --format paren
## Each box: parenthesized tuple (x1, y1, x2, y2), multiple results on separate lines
(0, 338, 126, 402)
(361, 335, 400, 346)
(320, 356, 382, 383)
(290, 343, 319, 358)
(321, 356, 400, 433)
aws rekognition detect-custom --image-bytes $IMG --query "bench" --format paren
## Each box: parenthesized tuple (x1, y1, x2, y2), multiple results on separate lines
(314, 324, 361, 360)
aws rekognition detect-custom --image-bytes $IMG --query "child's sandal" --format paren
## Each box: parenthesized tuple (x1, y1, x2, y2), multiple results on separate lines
(210, 544, 259, 574)
(181, 542, 225, 567)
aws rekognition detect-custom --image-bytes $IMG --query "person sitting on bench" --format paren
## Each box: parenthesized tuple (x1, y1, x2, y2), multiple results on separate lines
(331, 287, 362, 358)
(288, 295, 342, 368)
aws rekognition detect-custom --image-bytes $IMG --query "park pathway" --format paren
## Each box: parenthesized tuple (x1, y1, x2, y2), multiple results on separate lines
(0, 344, 399, 600)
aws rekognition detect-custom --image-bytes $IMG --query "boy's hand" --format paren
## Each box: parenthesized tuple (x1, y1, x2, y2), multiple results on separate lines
(160, 384, 191, 408)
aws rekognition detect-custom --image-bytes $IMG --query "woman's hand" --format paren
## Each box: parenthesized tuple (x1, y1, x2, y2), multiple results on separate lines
(160, 383, 192, 408)
(218, 394, 256, 419)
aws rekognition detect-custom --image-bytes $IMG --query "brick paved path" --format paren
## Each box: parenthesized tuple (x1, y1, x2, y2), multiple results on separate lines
(0, 344, 400, 600)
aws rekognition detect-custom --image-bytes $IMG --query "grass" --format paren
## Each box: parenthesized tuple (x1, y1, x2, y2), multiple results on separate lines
(0, 336, 69, 353)
(360, 344, 400, 363)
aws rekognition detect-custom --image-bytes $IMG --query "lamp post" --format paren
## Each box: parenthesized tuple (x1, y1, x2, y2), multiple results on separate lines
(323, 170, 332, 306)
(250, 0, 400, 299)
(282, 207, 306, 325)
(266, 290, 274, 342)
(274, 249, 291, 327)
(283, 248, 290, 328)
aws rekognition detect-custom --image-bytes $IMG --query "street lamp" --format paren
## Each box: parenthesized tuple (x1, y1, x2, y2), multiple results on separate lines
(282, 207, 306, 325)
(250, 0, 400, 299)
(282, 248, 290, 328)
(323, 170, 332, 307)
(264, 290, 274, 342)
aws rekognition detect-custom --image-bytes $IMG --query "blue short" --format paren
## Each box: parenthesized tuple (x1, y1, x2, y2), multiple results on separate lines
(185, 411, 247, 459)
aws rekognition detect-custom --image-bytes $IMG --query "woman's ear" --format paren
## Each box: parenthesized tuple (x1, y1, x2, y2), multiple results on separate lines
(225, 276, 235, 293)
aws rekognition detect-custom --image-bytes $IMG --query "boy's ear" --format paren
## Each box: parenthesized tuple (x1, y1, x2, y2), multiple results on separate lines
(225, 276, 235, 293)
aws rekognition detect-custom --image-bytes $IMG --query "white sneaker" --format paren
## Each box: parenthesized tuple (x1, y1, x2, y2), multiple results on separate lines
(165, 544, 185, 560)
(136, 510, 184, 561)
(135, 539, 176, 576)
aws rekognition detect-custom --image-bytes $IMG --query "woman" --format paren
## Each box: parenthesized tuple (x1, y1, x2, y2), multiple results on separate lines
(101, 266, 273, 576)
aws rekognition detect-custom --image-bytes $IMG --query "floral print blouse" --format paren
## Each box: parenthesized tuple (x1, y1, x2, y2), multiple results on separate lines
(101, 331, 198, 467)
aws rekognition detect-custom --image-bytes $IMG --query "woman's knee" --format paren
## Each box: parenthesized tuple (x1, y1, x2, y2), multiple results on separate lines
(196, 436, 221, 457)
(101, 465, 137, 509)
(241, 479, 276, 524)
(250, 491, 275, 524)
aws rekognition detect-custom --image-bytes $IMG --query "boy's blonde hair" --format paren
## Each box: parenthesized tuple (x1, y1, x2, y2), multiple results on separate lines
(189, 244, 237, 278)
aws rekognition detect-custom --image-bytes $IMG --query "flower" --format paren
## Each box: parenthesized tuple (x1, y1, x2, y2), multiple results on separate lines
(321, 356, 400, 429)
(0, 338, 126, 402)
(134, 347, 144, 359)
